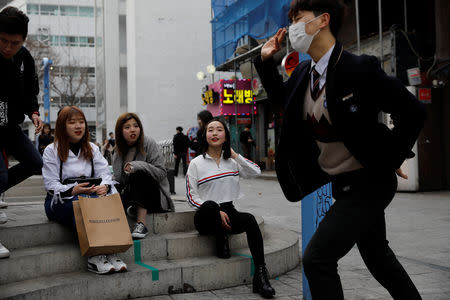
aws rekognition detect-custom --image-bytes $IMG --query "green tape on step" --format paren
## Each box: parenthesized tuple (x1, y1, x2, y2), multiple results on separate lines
(133, 240, 159, 281)
(233, 252, 255, 276)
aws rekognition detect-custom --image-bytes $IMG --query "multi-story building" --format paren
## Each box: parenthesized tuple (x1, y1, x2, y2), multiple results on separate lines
(94, 0, 211, 142)
(2, 0, 98, 141)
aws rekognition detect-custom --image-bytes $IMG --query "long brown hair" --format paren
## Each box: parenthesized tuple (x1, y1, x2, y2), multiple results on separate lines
(55, 106, 93, 162)
(115, 112, 145, 157)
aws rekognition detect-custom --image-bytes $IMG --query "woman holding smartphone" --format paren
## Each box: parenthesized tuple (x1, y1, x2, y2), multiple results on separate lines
(186, 117, 275, 299)
(42, 106, 126, 275)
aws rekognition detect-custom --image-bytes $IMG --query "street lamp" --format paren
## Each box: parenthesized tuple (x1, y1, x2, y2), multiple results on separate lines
(42, 57, 53, 124)
(196, 64, 216, 83)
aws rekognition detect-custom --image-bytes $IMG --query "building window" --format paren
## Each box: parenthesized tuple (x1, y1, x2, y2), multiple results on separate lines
(40, 5, 58, 16)
(27, 4, 39, 15)
(96, 37, 102, 47)
(79, 37, 88, 47)
(87, 37, 95, 47)
(60, 6, 78, 16)
(68, 36, 78, 47)
(59, 36, 68, 47)
(79, 6, 94, 17)
(50, 36, 59, 46)
(87, 67, 95, 78)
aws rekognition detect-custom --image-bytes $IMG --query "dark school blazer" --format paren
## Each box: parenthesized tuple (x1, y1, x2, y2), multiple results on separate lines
(254, 41, 426, 202)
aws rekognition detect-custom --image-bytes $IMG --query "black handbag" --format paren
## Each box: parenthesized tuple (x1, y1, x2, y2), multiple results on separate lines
(60, 158, 102, 186)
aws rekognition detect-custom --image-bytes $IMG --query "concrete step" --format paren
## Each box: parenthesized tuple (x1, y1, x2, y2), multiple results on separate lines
(0, 217, 264, 284)
(4, 186, 46, 197)
(5, 176, 44, 188)
(0, 203, 197, 250)
(0, 226, 299, 299)
(1, 195, 45, 204)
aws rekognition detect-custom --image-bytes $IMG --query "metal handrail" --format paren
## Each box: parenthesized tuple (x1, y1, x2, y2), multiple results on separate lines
(157, 139, 175, 170)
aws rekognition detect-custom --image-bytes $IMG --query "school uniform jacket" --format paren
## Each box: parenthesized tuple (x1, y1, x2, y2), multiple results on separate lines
(186, 153, 261, 209)
(254, 41, 426, 202)
(42, 142, 117, 206)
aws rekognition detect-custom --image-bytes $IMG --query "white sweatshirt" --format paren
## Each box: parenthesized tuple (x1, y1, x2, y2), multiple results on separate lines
(186, 153, 261, 208)
(42, 142, 117, 207)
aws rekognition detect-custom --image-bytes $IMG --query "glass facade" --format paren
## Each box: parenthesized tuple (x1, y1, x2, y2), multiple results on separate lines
(27, 4, 94, 17)
(28, 34, 98, 48)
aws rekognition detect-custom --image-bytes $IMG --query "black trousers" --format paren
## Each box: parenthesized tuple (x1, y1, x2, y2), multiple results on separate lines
(303, 168, 421, 300)
(194, 201, 265, 266)
(0, 125, 43, 193)
(121, 170, 162, 212)
(174, 153, 187, 176)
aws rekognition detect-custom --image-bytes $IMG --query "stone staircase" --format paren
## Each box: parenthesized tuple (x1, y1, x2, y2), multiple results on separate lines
(0, 176, 300, 299)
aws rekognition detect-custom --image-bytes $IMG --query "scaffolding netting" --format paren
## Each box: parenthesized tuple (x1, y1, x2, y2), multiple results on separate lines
(212, 0, 291, 67)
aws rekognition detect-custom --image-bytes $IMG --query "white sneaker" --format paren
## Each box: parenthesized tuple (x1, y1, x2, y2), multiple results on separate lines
(0, 197, 7, 209)
(107, 254, 127, 272)
(87, 255, 115, 274)
(0, 242, 10, 258)
(0, 211, 7, 224)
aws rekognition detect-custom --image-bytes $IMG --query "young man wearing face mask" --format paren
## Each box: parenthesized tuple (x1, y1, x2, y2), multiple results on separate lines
(254, 0, 424, 299)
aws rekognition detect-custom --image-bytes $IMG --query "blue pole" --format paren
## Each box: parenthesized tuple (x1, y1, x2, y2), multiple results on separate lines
(301, 183, 333, 300)
(42, 58, 53, 124)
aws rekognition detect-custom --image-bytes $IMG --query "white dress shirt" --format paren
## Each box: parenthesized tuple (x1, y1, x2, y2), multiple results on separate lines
(42, 142, 117, 206)
(310, 43, 335, 90)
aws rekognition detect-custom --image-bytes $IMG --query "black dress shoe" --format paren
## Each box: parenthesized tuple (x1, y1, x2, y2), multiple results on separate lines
(253, 265, 275, 299)
(216, 234, 231, 259)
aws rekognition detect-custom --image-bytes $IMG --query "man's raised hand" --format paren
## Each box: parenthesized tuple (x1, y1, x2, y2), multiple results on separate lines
(261, 28, 287, 61)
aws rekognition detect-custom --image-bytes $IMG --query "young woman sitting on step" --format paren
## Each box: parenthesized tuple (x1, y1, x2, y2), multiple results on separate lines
(42, 106, 127, 275)
(185, 117, 275, 299)
(112, 112, 174, 240)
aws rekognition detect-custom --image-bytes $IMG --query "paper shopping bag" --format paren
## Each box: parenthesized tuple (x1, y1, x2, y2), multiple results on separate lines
(73, 193, 133, 256)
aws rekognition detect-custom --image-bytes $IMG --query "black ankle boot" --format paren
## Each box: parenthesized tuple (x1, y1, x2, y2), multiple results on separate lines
(216, 234, 231, 259)
(253, 265, 275, 299)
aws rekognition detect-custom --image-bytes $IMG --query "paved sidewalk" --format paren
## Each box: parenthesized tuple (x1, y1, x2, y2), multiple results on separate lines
(2, 175, 449, 299)
(170, 176, 450, 300)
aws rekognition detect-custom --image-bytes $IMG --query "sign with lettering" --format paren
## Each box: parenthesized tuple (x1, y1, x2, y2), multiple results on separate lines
(204, 79, 257, 116)
(418, 88, 431, 102)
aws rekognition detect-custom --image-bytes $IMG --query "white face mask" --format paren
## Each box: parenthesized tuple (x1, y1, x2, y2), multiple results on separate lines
(289, 14, 322, 54)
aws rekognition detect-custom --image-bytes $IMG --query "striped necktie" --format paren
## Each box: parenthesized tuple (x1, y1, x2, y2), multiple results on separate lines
(311, 66, 321, 100)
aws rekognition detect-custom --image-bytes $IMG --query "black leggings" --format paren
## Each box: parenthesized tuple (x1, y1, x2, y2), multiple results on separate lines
(121, 170, 162, 212)
(302, 169, 421, 300)
(194, 201, 265, 266)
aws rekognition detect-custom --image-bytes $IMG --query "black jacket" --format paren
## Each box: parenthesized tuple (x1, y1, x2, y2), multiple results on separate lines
(254, 42, 426, 201)
(173, 132, 189, 155)
(0, 46, 39, 126)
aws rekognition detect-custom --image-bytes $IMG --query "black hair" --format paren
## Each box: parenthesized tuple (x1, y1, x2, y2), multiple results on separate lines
(288, 0, 344, 38)
(245, 125, 252, 129)
(176, 126, 183, 132)
(0, 6, 29, 39)
(201, 117, 231, 160)
(109, 132, 113, 136)
(197, 110, 213, 129)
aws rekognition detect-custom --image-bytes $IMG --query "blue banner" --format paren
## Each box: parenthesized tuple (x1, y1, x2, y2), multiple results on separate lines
(301, 183, 333, 300)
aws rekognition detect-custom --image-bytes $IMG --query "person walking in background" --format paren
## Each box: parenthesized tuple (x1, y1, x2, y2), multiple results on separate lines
(0, 6, 44, 259)
(102, 138, 112, 165)
(186, 117, 275, 299)
(112, 113, 174, 240)
(38, 123, 54, 156)
(108, 132, 115, 148)
(254, 0, 425, 299)
(42, 106, 126, 274)
(172, 126, 189, 177)
(239, 125, 255, 160)
(189, 110, 213, 156)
